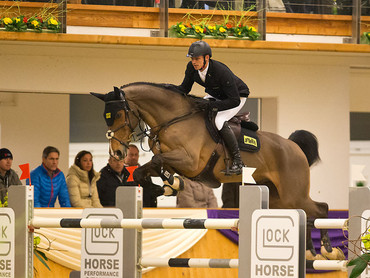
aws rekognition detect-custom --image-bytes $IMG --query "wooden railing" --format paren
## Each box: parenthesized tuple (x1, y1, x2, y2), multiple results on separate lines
(0, 1, 369, 36)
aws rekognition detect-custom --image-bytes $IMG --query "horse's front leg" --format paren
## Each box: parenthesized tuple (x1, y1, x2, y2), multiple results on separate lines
(134, 149, 194, 196)
(132, 161, 167, 197)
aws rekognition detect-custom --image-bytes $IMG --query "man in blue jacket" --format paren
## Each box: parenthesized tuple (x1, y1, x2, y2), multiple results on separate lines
(29, 146, 71, 207)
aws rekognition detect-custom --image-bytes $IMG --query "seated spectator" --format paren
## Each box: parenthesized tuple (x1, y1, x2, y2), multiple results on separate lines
(66, 151, 102, 208)
(176, 178, 218, 208)
(97, 157, 129, 207)
(29, 146, 71, 207)
(0, 148, 22, 206)
(221, 182, 240, 208)
(123, 144, 157, 208)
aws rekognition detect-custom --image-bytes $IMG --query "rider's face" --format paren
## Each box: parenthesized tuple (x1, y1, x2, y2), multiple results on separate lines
(191, 55, 209, 71)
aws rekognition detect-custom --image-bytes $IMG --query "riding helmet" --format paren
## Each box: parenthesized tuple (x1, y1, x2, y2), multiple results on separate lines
(187, 41, 212, 58)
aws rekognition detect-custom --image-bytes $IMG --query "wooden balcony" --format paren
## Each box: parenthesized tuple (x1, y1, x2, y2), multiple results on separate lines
(0, 1, 369, 36)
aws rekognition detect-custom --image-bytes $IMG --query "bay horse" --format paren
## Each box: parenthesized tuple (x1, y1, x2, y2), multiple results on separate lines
(91, 83, 344, 261)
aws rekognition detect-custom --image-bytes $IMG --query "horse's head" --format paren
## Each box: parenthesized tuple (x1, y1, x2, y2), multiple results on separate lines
(91, 87, 139, 160)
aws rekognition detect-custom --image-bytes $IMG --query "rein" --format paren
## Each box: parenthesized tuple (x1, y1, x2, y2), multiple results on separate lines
(107, 91, 201, 153)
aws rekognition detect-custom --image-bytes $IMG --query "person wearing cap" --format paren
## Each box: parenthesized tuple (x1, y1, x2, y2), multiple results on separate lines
(178, 41, 250, 175)
(0, 148, 22, 206)
(29, 146, 71, 207)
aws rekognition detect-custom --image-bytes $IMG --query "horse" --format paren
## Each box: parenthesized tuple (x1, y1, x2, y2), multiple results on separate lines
(91, 83, 345, 261)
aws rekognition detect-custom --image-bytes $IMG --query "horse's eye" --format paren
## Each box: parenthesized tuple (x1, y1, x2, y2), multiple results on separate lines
(115, 112, 122, 119)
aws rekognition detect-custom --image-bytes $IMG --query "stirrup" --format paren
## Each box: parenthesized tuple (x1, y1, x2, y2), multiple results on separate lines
(229, 165, 243, 175)
(163, 184, 178, 196)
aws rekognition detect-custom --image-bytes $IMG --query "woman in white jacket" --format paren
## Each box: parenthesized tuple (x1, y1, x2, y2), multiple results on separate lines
(66, 150, 103, 208)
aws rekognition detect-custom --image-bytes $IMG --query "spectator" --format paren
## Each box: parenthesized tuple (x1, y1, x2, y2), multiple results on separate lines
(66, 150, 103, 208)
(221, 182, 240, 208)
(97, 145, 158, 207)
(176, 178, 218, 208)
(30, 146, 71, 207)
(97, 157, 129, 207)
(0, 148, 22, 206)
(124, 144, 157, 207)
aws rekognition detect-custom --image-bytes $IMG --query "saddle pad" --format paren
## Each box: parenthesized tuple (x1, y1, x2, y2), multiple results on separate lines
(237, 128, 260, 152)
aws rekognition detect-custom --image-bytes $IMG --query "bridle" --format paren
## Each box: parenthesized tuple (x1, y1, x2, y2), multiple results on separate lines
(105, 91, 142, 155)
(105, 88, 200, 155)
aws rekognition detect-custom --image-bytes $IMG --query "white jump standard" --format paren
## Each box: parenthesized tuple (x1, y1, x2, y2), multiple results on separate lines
(5, 185, 370, 278)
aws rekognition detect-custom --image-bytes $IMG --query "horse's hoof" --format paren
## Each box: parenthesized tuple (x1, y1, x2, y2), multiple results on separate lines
(306, 250, 327, 260)
(321, 246, 346, 260)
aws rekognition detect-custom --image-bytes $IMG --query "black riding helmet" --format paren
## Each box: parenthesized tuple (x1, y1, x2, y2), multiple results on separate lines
(187, 41, 212, 58)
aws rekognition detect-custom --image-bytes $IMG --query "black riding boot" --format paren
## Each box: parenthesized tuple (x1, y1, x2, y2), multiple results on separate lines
(220, 122, 244, 175)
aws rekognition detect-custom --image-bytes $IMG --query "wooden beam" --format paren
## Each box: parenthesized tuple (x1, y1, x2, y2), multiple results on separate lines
(1, 32, 370, 53)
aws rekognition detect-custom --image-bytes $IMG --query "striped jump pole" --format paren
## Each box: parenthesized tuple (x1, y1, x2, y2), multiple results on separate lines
(140, 258, 347, 272)
(29, 218, 239, 230)
(140, 258, 239, 268)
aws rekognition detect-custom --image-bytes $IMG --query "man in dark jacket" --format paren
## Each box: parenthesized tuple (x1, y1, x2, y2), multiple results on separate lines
(179, 41, 250, 175)
(0, 148, 22, 206)
(97, 146, 157, 207)
(97, 157, 129, 207)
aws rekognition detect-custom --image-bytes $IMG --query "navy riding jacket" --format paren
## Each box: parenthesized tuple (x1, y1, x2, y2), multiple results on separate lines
(179, 59, 250, 111)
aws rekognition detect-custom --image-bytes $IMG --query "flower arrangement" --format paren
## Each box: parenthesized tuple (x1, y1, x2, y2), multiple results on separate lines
(0, 1, 63, 33)
(361, 32, 370, 44)
(169, 5, 260, 40)
(0, 15, 60, 33)
(170, 22, 260, 40)
(347, 222, 370, 278)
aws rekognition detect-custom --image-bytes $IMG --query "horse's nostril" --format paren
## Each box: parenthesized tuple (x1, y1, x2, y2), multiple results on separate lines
(116, 150, 123, 159)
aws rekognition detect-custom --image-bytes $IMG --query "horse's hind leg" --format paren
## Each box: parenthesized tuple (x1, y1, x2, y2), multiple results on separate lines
(313, 202, 346, 260)
(305, 200, 345, 260)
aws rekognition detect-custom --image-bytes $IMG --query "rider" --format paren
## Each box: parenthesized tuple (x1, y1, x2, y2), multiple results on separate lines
(178, 41, 250, 175)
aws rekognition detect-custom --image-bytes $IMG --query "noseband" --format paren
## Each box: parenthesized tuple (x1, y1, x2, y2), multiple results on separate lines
(105, 92, 140, 151)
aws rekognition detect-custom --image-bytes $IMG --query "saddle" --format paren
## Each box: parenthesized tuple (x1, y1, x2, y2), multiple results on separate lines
(206, 110, 261, 153)
(188, 110, 260, 183)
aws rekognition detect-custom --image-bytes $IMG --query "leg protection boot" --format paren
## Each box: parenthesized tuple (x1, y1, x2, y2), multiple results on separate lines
(219, 122, 244, 175)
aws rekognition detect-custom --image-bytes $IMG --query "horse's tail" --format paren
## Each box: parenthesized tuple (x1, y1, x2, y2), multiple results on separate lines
(288, 130, 321, 167)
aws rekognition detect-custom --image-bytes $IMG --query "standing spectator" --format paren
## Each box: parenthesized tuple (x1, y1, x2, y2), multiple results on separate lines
(176, 178, 218, 208)
(221, 182, 240, 208)
(97, 157, 129, 207)
(66, 151, 103, 208)
(124, 144, 157, 207)
(0, 148, 22, 206)
(30, 146, 71, 207)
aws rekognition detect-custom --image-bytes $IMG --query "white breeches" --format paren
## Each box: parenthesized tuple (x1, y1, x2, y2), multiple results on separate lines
(204, 96, 247, 130)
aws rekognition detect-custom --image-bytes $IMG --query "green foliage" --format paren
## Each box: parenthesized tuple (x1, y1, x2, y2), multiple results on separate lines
(360, 32, 370, 44)
(34, 235, 51, 272)
(348, 253, 370, 278)
(169, 22, 260, 41)
(0, 192, 8, 207)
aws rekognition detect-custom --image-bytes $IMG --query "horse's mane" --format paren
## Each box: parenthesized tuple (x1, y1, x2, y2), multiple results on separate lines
(120, 82, 205, 101)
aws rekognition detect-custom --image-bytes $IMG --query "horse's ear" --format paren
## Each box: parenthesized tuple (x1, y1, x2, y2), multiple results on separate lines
(90, 92, 105, 101)
(113, 86, 121, 96)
